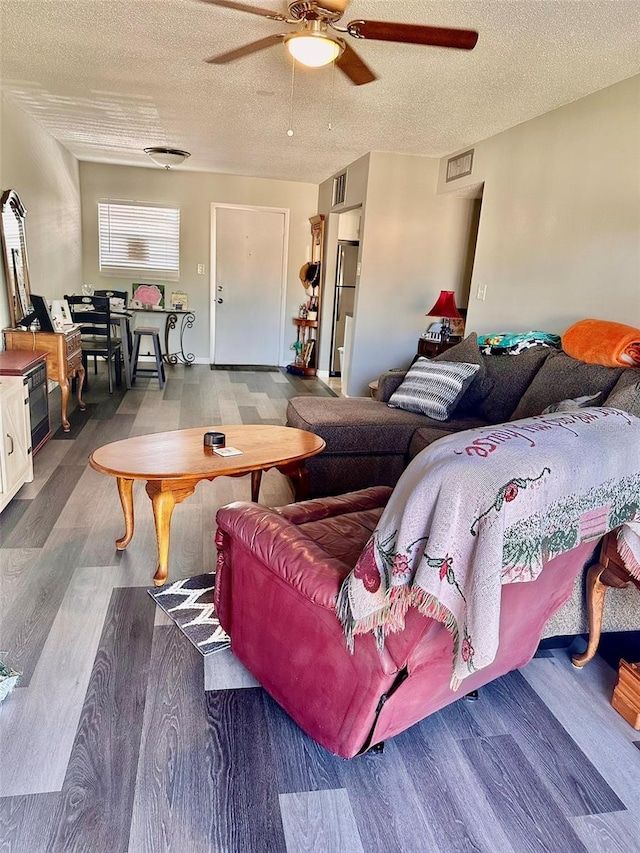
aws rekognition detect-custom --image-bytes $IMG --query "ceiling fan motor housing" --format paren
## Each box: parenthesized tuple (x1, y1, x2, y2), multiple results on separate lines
(287, 1, 344, 24)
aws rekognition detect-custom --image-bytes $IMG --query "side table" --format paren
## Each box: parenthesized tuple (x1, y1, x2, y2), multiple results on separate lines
(3, 327, 86, 432)
(416, 337, 462, 359)
(287, 318, 318, 376)
(572, 530, 640, 668)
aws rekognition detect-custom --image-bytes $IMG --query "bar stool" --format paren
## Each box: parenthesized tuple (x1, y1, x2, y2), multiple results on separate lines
(131, 327, 166, 389)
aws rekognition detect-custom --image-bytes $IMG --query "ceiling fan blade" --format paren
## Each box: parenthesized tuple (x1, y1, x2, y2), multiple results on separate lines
(347, 20, 478, 50)
(206, 33, 285, 64)
(198, 0, 287, 21)
(335, 42, 377, 86)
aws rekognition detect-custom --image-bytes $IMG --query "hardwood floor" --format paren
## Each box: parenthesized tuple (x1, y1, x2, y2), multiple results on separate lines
(1, 364, 639, 853)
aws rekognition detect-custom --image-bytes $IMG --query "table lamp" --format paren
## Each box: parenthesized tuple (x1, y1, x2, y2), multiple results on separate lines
(425, 290, 462, 343)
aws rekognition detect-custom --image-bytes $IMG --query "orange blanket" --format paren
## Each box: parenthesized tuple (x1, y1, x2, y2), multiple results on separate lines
(563, 319, 640, 368)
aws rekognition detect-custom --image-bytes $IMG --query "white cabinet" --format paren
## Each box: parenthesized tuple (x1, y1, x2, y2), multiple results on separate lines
(0, 377, 33, 513)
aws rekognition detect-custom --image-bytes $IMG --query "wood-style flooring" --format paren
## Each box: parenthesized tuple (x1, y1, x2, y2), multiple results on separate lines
(1, 364, 639, 853)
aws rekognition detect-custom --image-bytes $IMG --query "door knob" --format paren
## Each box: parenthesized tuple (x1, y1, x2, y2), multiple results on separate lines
(217, 286, 223, 292)
(217, 298, 224, 304)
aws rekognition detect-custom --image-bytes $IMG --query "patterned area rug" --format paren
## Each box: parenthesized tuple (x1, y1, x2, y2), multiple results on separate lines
(148, 573, 231, 656)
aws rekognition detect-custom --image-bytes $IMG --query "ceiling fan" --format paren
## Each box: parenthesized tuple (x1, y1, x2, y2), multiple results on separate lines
(199, 0, 478, 85)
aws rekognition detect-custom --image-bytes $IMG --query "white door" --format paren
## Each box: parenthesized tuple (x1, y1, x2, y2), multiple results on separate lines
(211, 205, 288, 366)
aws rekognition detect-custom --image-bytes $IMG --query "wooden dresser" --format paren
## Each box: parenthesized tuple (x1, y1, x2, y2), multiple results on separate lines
(3, 327, 86, 431)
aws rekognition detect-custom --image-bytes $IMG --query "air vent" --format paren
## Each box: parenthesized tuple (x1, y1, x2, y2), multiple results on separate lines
(446, 149, 474, 182)
(332, 172, 347, 206)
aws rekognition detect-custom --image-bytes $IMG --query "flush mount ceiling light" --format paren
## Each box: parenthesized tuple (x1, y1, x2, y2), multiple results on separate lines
(144, 147, 191, 169)
(285, 22, 343, 68)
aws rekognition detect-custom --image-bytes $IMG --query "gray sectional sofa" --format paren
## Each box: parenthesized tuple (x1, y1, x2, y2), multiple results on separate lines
(287, 333, 638, 498)
(286, 333, 640, 641)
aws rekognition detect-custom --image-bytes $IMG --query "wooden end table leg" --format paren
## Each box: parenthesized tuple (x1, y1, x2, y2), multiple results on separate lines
(571, 561, 608, 669)
(76, 365, 87, 411)
(60, 368, 86, 432)
(115, 477, 135, 549)
(59, 374, 71, 432)
(277, 461, 310, 501)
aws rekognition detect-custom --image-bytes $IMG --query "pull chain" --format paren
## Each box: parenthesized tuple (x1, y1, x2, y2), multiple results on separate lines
(328, 59, 336, 131)
(287, 58, 296, 137)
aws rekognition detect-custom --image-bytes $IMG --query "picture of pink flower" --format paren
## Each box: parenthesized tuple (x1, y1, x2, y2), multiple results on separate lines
(133, 283, 164, 308)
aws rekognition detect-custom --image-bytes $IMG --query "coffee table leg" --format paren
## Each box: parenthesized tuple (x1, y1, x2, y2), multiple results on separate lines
(145, 480, 198, 586)
(145, 482, 176, 587)
(251, 469, 263, 502)
(115, 477, 135, 549)
(276, 461, 310, 501)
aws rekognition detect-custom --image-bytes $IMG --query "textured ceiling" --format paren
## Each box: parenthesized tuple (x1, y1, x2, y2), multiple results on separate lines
(1, 0, 639, 184)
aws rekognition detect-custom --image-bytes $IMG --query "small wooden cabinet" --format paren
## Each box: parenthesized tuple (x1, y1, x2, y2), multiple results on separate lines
(0, 376, 33, 513)
(3, 327, 86, 431)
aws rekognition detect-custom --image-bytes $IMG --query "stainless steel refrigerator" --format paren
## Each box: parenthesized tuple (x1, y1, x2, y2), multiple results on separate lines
(329, 241, 359, 375)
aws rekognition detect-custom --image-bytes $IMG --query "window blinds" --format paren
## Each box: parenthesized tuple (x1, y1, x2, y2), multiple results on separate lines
(98, 201, 180, 280)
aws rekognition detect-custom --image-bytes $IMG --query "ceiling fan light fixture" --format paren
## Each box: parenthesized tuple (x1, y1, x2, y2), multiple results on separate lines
(144, 147, 191, 169)
(285, 32, 342, 68)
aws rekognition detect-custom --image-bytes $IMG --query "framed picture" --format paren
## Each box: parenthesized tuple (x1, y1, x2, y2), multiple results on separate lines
(170, 291, 188, 310)
(132, 282, 165, 309)
(51, 298, 73, 325)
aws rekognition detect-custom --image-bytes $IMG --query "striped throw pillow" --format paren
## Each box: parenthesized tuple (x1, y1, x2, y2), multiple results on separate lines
(388, 358, 480, 421)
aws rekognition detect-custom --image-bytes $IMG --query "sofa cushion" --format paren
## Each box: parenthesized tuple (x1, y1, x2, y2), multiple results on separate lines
(605, 379, 640, 416)
(477, 346, 553, 422)
(409, 417, 490, 457)
(287, 396, 446, 454)
(388, 358, 480, 420)
(433, 332, 491, 413)
(436, 336, 553, 421)
(509, 351, 623, 421)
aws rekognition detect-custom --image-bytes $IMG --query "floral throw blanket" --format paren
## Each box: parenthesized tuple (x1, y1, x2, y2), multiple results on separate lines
(336, 408, 640, 688)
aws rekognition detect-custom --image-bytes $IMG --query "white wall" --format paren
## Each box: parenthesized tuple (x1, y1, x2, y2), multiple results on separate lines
(319, 152, 477, 396)
(438, 75, 640, 335)
(79, 163, 318, 364)
(0, 96, 82, 337)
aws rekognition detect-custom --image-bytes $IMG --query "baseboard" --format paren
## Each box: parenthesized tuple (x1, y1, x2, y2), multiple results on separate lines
(210, 364, 279, 371)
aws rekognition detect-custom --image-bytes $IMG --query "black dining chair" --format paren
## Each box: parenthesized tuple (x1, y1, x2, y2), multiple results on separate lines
(65, 294, 123, 394)
(94, 288, 133, 358)
(94, 288, 128, 308)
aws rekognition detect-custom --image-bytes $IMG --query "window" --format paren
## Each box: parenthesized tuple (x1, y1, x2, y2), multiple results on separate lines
(98, 201, 180, 280)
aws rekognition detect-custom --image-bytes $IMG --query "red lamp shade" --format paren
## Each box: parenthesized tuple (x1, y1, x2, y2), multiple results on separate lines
(426, 290, 462, 319)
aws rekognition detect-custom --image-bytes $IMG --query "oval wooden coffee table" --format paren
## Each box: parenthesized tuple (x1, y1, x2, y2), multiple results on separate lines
(89, 424, 325, 586)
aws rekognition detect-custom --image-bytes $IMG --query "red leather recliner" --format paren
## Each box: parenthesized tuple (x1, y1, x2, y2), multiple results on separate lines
(214, 486, 597, 759)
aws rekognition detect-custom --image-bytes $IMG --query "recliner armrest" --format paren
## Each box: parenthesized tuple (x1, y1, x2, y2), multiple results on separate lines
(275, 485, 392, 525)
(216, 503, 354, 609)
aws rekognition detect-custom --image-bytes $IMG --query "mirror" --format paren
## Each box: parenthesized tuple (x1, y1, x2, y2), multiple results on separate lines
(1, 189, 32, 328)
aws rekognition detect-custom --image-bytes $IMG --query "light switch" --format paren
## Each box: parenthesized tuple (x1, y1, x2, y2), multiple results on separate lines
(476, 281, 487, 301)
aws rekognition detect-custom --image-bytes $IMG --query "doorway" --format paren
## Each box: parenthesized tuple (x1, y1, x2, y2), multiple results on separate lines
(210, 204, 288, 366)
